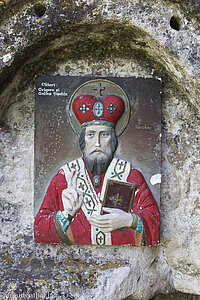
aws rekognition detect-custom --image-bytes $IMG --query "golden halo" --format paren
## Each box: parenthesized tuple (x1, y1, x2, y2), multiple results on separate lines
(68, 79, 131, 137)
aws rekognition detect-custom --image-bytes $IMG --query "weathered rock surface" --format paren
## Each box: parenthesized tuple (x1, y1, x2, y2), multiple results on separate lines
(0, 0, 199, 299)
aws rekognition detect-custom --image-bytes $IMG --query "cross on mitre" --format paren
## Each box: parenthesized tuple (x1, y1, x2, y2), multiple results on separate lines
(93, 83, 105, 99)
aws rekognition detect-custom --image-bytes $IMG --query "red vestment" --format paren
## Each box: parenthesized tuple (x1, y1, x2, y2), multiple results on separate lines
(34, 162, 160, 246)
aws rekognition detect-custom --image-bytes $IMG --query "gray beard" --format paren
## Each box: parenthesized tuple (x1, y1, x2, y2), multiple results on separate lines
(83, 152, 113, 175)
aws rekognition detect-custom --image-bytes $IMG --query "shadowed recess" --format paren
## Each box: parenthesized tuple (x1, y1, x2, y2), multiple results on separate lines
(33, 3, 46, 18)
(0, 19, 199, 125)
(170, 16, 182, 31)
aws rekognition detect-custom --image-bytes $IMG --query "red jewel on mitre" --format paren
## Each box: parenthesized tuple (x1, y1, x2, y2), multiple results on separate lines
(72, 95, 125, 127)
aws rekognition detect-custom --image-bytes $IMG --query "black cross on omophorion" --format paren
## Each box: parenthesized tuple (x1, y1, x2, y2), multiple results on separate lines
(71, 163, 76, 169)
(118, 162, 124, 170)
(93, 83, 105, 99)
(96, 233, 105, 245)
(110, 193, 123, 208)
(79, 182, 85, 191)
(85, 197, 92, 207)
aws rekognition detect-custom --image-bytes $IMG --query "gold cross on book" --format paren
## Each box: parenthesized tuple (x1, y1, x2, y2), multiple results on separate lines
(110, 193, 123, 208)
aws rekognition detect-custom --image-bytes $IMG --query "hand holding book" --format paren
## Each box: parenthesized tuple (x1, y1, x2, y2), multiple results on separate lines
(89, 179, 138, 232)
(88, 208, 133, 233)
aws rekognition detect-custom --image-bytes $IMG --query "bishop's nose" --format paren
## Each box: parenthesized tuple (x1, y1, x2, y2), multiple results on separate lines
(94, 133, 101, 147)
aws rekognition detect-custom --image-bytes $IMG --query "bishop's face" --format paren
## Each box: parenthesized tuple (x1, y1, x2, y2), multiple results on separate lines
(84, 125, 112, 160)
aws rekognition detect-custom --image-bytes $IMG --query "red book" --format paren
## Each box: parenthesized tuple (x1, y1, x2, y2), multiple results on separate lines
(101, 179, 136, 214)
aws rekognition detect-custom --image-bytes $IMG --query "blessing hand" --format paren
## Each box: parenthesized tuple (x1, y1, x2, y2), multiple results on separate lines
(88, 208, 133, 232)
(62, 170, 83, 217)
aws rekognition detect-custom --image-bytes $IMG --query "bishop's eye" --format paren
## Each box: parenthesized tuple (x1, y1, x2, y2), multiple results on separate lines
(87, 132, 94, 138)
(101, 132, 110, 138)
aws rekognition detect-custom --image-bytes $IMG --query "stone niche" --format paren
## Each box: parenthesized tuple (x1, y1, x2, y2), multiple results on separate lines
(0, 0, 199, 299)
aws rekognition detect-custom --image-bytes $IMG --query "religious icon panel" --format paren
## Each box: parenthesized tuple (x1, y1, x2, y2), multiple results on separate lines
(34, 76, 161, 246)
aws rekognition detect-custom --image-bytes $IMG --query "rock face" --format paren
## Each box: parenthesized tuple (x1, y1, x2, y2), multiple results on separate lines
(0, 1, 199, 299)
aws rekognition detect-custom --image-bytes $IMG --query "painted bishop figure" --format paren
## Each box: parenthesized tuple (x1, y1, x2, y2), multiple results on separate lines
(34, 80, 160, 246)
